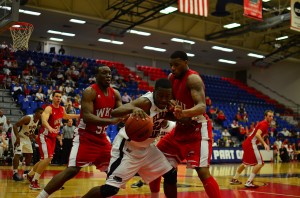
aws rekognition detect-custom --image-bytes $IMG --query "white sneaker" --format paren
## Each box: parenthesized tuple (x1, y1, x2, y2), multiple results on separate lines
(244, 181, 259, 188)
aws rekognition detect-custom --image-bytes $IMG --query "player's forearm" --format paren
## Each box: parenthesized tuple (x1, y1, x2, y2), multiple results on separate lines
(111, 105, 136, 117)
(64, 114, 79, 120)
(182, 104, 206, 118)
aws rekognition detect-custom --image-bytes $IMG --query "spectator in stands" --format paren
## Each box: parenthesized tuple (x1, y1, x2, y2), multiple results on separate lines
(36, 88, 45, 102)
(30, 84, 39, 95)
(207, 106, 217, 120)
(72, 98, 80, 110)
(235, 112, 242, 122)
(3, 57, 12, 67)
(274, 138, 282, 150)
(3, 118, 13, 135)
(58, 45, 65, 55)
(279, 144, 289, 162)
(238, 103, 246, 115)
(0, 130, 8, 158)
(215, 110, 226, 128)
(280, 128, 291, 137)
(121, 92, 132, 104)
(12, 82, 23, 102)
(40, 58, 47, 67)
(230, 120, 240, 137)
(65, 84, 73, 95)
(65, 76, 75, 87)
(3, 74, 12, 89)
(238, 125, 248, 142)
(88, 76, 96, 84)
(26, 57, 34, 66)
(222, 129, 231, 138)
(205, 96, 212, 107)
(47, 86, 54, 101)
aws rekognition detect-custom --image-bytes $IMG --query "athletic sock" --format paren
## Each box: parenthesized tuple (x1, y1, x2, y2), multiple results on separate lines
(37, 190, 49, 198)
(247, 173, 256, 183)
(233, 172, 240, 180)
(33, 173, 41, 182)
(201, 176, 221, 198)
(13, 169, 18, 174)
(28, 169, 35, 177)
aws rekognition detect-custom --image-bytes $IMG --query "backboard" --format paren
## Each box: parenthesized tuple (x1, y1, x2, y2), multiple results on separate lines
(0, 0, 19, 33)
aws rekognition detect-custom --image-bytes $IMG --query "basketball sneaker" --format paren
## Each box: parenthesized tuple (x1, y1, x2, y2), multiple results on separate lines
(23, 173, 33, 183)
(29, 180, 41, 190)
(131, 180, 144, 188)
(12, 173, 24, 181)
(230, 178, 242, 185)
(244, 181, 259, 188)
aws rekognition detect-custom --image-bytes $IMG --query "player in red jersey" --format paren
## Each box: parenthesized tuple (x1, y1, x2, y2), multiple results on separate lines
(25, 90, 79, 190)
(230, 110, 273, 188)
(149, 51, 221, 198)
(37, 66, 123, 198)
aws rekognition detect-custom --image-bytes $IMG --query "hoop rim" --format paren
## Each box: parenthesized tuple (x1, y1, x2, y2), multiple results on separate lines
(9, 22, 34, 30)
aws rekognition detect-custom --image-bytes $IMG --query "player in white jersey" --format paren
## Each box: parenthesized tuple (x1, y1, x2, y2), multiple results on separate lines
(11, 108, 44, 181)
(131, 119, 176, 188)
(82, 78, 177, 198)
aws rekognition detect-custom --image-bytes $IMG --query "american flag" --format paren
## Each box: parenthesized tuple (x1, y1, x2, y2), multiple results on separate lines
(178, 0, 208, 17)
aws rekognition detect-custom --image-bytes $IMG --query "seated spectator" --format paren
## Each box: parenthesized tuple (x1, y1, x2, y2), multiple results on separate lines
(122, 92, 132, 104)
(205, 96, 212, 107)
(230, 120, 239, 137)
(40, 58, 47, 67)
(2, 74, 12, 89)
(26, 57, 34, 66)
(207, 106, 217, 120)
(0, 131, 9, 158)
(280, 128, 291, 137)
(73, 98, 80, 109)
(287, 144, 294, 161)
(215, 110, 226, 127)
(235, 112, 242, 122)
(222, 129, 231, 138)
(238, 125, 248, 141)
(12, 82, 23, 102)
(35, 88, 45, 102)
(238, 103, 246, 115)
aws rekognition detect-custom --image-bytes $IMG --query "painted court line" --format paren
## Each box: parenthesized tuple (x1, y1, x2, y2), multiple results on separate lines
(239, 190, 300, 197)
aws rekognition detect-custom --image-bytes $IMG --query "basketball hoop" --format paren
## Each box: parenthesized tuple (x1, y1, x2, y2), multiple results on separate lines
(9, 22, 33, 51)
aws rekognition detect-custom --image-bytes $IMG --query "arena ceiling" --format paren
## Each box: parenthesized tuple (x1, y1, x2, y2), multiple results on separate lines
(6, 0, 300, 70)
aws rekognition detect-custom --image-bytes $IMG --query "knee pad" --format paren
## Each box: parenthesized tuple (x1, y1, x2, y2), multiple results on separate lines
(162, 168, 177, 185)
(100, 184, 119, 197)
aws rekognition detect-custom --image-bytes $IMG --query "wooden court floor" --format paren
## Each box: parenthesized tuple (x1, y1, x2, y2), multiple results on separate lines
(0, 162, 299, 198)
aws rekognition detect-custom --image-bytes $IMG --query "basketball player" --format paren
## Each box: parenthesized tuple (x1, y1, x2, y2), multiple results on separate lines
(149, 51, 221, 198)
(131, 120, 176, 188)
(230, 110, 273, 188)
(82, 78, 177, 198)
(37, 66, 123, 198)
(11, 108, 44, 181)
(26, 90, 79, 190)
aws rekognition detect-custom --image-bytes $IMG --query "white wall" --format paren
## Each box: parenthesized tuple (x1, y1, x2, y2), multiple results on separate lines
(247, 59, 300, 110)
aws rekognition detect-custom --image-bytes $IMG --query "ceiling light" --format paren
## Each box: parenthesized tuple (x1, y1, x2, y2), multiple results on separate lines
(262, 0, 271, 2)
(0, 6, 41, 16)
(275, 36, 288, 41)
(218, 59, 236, 64)
(98, 38, 124, 45)
(69, 19, 86, 24)
(160, 6, 177, 14)
(143, 46, 166, 52)
(19, 9, 41, 16)
(186, 53, 195, 57)
(127, 29, 151, 36)
(171, 38, 195, 45)
(248, 53, 265, 58)
(212, 46, 233, 52)
(223, 23, 241, 29)
(47, 30, 75, 37)
(50, 37, 63, 42)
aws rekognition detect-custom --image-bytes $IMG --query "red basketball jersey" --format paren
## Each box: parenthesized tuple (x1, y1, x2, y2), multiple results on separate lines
(243, 120, 269, 145)
(169, 69, 210, 141)
(39, 104, 64, 138)
(77, 84, 116, 142)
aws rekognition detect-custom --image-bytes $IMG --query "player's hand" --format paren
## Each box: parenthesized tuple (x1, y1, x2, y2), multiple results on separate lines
(49, 127, 58, 134)
(110, 117, 124, 125)
(168, 100, 177, 112)
(14, 137, 20, 147)
(173, 105, 183, 119)
(264, 143, 270, 151)
(132, 107, 148, 120)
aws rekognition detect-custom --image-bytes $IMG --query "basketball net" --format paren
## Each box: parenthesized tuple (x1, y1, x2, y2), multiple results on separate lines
(9, 22, 34, 51)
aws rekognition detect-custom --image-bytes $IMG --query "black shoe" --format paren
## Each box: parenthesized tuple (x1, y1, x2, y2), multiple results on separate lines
(131, 180, 144, 188)
(12, 173, 24, 181)
(23, 170, 29, 175)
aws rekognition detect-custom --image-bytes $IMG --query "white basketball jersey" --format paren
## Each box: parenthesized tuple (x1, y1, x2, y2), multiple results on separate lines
(18, 115, 39, 138)
(119, 92, 167, 148)
(160, 121, 176, 137)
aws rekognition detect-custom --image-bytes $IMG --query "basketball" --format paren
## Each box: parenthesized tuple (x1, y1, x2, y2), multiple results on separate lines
(125, 114, 153, 142)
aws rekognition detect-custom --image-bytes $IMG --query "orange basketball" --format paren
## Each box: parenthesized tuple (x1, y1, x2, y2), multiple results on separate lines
(125, 114, 153, 142)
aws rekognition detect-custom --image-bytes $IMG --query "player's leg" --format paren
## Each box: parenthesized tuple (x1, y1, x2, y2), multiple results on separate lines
(230, 163, 245, 184)
(162, 168, 177, 198)
(11, 132, 23, 181)
(82, 184, 119, 198)
(38, 166, 81, 198)
(195, 167, 221, 198)
(22, 139, 34, 174)
(244, 145, 263, 188)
